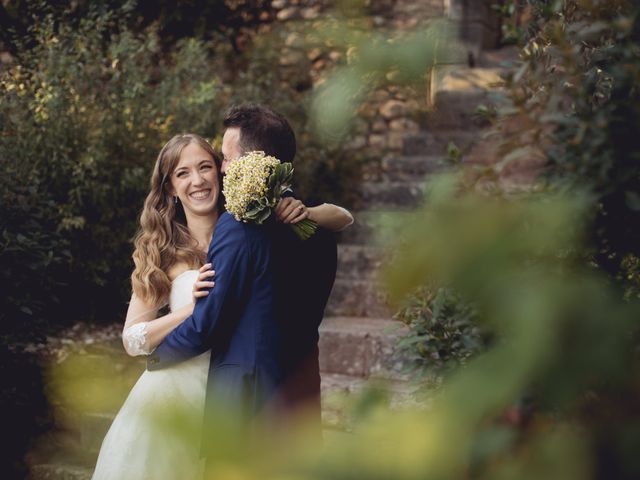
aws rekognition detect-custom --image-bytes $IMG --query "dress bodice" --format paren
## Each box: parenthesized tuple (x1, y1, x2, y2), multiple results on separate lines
(169, 270, 199, 312)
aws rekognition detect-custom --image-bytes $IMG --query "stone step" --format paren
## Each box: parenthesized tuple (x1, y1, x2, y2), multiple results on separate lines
(26, 427, 97, 476)
(377, 154, 448, 182)
(428, 65, 506, 129)
(318, 316, 408, 378)
(336, 244, 386, 280)
(325, 277, 391, 318)
(50, 407, 115, 456)
(477, 45, 520, 69)
(320, 372, 422, 431)
(402, 129, 482, 156)
(357, 181, 426, 209)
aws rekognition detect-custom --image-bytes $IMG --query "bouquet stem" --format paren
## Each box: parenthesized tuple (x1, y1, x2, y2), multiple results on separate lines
(291, 219, 318, 240)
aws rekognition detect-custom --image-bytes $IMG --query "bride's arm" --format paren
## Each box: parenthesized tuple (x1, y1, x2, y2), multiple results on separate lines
(308, 203, 354, 232)
(122, 265, 215, 356)
(276, 198, 354, 232)
(122, 297, 193, 357)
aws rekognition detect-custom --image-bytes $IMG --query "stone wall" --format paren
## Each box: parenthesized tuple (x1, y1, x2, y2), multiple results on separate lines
(268, 0, 446, 155)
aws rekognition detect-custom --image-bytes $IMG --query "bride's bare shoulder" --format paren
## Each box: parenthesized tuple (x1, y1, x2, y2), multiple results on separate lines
(166, 263, 194, 282)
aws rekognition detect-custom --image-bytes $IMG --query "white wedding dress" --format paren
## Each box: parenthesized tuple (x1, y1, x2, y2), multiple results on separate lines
(92, 270, 210, 480)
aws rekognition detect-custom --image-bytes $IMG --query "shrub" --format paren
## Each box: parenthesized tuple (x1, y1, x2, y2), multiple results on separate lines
(395, 287, 486, 375)
(493, 0, 640, 297)
(0, 4, 223, 337)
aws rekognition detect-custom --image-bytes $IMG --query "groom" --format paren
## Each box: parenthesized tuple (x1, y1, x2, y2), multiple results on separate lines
(221, 105, 338, 435)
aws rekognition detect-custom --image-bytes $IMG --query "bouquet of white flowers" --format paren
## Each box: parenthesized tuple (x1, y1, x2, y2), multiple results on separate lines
(222, 151, 318, 240)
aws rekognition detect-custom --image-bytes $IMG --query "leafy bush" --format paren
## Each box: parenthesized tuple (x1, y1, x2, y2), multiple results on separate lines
(394, 286, 486, 374)
(494, 0, 640, 297)
(0, 0, 274, 53)
(0, 4, 223, 337)
(397, 0, 640, 375)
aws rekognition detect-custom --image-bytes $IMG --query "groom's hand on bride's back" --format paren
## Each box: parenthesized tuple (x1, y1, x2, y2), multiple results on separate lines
(192, 263, 215, 304)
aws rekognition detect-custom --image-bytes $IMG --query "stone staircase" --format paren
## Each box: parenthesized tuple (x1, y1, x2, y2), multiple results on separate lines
(27, 1, 514, 477)
(318, 0, 516, 435)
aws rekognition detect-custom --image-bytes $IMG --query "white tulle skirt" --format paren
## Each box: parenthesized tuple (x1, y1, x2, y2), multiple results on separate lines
(92, 351, 211, 480)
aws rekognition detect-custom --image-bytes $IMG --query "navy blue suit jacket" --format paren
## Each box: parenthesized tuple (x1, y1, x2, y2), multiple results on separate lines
(146, 212, 282, 426)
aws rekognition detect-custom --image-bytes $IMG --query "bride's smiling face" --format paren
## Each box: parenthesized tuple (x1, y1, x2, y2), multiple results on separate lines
(169, 142, 220, 217)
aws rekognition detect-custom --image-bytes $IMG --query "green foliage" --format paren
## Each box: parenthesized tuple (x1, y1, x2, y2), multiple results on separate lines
(0, 4, 223, 336)
(495, 0, 640, 297)
(0, 0, 274, 53)
(314, 2, 640, 476)
(379, 176, 638, 478)
(395, 287, 485, 374)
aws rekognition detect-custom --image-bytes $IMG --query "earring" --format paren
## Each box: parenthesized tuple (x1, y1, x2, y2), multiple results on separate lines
(174, 196, 178, 205)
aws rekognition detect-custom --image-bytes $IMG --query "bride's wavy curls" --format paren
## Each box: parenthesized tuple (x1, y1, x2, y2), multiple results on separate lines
(131, 134, 222, 306)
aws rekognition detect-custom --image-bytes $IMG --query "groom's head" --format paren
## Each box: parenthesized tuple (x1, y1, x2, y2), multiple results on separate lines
(221, 104, 296, 174)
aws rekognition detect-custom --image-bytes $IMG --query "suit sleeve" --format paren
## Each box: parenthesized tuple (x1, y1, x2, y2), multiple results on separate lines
(146, 215, 251, 370)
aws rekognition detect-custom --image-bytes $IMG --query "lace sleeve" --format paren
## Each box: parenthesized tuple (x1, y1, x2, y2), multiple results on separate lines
(122, 322, 155, 356)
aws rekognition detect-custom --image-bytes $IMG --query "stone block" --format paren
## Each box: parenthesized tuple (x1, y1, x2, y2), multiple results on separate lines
(277, 7, 299, 21)
(368, 133, 386, 150)
(371, 119, 387, 133)
(337, 244, 386, 280)
(389, 118, 420, 133)
(326, 278, 391, 318)
(379, 99, 408, 120)
(387, 132, 405, 150)
(402, 129, 483, 156)
(318, 317, 409, 378)
(429, 66, 504, 128)
(380, 154, 447, 182)
(358, 180, 426, 209)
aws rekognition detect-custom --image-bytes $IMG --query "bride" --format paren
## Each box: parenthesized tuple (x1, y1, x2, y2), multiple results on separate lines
(91, 133, 353, 479)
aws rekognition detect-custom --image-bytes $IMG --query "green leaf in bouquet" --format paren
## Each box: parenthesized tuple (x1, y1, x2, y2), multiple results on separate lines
(256, 208, 272, 225)
(282, 164, 294, 184)
(267, 170, 279, 190)
(276, 163, 293, 184)
(246, 205, 266, 219)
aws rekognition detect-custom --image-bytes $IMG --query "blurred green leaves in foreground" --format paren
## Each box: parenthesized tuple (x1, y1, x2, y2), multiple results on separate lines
(41, 173, 640, 479)
(310, 18, 458, 142)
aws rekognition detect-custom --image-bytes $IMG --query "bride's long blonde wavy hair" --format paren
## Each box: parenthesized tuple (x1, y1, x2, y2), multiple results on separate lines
(131, 133, 222, 306)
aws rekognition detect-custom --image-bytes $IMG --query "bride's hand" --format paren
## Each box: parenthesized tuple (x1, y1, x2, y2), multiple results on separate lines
(192, 263, 215, 304)
(276, 197, 309, 224)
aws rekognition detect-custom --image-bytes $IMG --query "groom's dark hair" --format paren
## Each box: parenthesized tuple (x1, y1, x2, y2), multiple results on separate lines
(223, 104, 297, 163)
